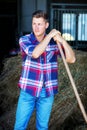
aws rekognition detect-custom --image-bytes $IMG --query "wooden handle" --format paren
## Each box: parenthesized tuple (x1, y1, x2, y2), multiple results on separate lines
(57, 41, 87, 123)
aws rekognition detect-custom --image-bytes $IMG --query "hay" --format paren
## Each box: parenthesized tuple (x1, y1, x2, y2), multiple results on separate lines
(0, 50, 87, 130)
(0, 54, 21, 115)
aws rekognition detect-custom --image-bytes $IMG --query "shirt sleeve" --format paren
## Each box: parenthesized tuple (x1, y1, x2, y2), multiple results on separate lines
(19, 35, 36, 57)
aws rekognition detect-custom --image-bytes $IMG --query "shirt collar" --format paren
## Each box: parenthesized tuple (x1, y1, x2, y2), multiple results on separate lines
(30, 32, 38, 44)
(30, 32, 46, 44)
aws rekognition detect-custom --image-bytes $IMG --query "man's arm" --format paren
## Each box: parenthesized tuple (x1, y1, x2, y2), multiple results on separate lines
(32, 29, 60, 58)
(32, 28, 76, 63)
(53, 33, 76, 63)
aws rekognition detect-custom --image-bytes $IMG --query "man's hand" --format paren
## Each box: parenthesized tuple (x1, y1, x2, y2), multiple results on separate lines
(53, 30, 76, 63)
(48, 29, 61, 40)
(53, 32, 64, 44)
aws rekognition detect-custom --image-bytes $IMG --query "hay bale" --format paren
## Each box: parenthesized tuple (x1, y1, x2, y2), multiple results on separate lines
(0, 54, 21, 114)
(0, 50, 87, 130)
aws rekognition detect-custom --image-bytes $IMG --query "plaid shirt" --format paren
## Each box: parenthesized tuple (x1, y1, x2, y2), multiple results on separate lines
(18, 32, 61, 97)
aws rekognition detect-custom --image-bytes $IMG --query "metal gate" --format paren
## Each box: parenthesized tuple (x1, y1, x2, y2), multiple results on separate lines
(50, 3, 87, 49)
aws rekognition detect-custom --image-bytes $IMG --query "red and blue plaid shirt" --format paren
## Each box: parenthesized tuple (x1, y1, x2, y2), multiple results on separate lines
(18, 33, 61, 97)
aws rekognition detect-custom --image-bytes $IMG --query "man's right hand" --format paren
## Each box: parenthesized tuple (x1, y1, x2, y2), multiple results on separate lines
(48, 29, 61, 39)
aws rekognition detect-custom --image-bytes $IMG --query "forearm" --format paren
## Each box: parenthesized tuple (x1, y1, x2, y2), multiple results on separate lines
(61, 39, 76, 63)
(53, 34, 76, 63)
(32, 29, 59, 58)
(32, 34, 51, 58)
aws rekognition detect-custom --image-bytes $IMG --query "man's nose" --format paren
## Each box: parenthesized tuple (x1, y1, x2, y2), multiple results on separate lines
(35, 25, 39, 29)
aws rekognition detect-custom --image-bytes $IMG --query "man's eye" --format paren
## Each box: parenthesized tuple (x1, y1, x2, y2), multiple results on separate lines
(39, 23, 42, 25)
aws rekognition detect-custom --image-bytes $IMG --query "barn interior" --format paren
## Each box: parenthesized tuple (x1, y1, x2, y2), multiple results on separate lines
(0, 0, 17, 72)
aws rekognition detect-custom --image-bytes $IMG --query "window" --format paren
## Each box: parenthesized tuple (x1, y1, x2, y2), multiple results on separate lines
(78, 14, 87, 41)
(62, 13, 76, 41)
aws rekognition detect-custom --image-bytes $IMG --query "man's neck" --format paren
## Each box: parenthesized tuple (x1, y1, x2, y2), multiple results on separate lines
(36, 34, 46, 42)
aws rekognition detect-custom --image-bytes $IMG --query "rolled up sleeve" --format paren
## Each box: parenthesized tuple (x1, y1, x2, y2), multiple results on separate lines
(19, 36, 36, 57)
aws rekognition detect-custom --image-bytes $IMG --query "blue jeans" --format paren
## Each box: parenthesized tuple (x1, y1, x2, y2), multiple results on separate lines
(14, 89, 54, 130)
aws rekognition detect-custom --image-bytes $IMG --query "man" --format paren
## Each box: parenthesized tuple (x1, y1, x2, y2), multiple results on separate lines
(14, 10, 76, 130)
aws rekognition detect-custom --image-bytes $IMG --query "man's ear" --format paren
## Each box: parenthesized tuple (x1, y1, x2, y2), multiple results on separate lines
(46, 22, 49, 29)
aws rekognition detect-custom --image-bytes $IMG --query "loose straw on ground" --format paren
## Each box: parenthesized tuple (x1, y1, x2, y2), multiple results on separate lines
(57, 41, 87, 123)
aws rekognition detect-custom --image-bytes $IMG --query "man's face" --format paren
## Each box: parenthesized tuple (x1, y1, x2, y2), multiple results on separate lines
(32, 17, 49, 37)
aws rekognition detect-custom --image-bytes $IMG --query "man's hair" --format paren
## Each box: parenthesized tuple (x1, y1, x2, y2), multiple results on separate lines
(32, 10, 49, 22)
